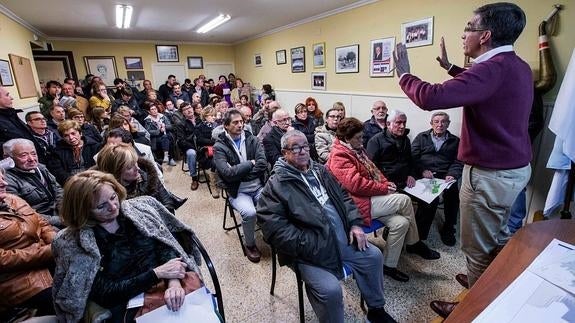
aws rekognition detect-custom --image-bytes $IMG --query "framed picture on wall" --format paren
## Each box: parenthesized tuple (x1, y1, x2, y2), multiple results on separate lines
(370, 37, 395, 77)
(187, 56, 204, 69)
(155, 45, 179, 62)
(464, 55, 474, 67)
(311, 72, 326, 90)
(291, 46, 305, 73)
(276, 50, 286, 65)
(124, 57, 143, 69)
(84, 56, 118, 87)
(335, 44, 359, 73)
(254, 53, 262, 67)
(127, 70, 145, 81)
(401, 17, 434, 48)
(313, 42, 325, 68)
(0, 59, 14, 86)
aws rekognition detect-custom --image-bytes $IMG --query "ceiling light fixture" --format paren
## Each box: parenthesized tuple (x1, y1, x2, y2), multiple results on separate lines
(115, 4, 133, 29)
(196, 14, 231, 34)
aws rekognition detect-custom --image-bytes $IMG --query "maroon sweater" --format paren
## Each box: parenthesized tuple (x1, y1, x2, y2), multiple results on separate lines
(399, 51, 532, 169)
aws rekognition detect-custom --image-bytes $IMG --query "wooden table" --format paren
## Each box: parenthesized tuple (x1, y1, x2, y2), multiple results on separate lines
(445, 219, 575, 322)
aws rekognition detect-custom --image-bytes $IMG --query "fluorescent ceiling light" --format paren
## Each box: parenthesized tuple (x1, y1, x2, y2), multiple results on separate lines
(116, 5, 133, 29)
(196, 14, 231, 33)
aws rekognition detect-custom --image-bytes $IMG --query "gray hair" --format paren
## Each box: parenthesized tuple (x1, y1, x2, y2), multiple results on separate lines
(272, 109, 289, 121)
(3, 138, 36, 157)
(281, 130, 307, 149)
(386, 110, 406, 123)
(431, 111, 450, 121)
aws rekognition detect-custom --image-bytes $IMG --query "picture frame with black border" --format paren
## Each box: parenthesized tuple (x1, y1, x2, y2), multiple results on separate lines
(335, 44, 359, 74)
(155, 45, 179, 62)
(291, 46, 305, 73)
(311, 72, 326, 90)
(276, 50, 286, 65)
(401, 17, 434, 48)
(124, 56, 143, 69)
(84, 56, 118, 87)
(313, 42, 325, 68)
(254, 54, 262, 67)
(187, 56, 204, 69)
(0, 59, 14, 86)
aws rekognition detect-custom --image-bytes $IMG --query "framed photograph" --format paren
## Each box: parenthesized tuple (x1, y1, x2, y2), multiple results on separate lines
(254, 53, 262, 67)
(0, 59, 14, 86)
(84, 56, 118, 86)
(155, 45, 179, 62)
(187, 56, 203, 69)
(312, 42, 325, 68)
(401, 17, 434, 48)
(370, 37, 396, 77)
(275, 50, 286, 65)
(291, 46, 305, 73)
(311, 72, 326, 90)
(127, 70, 145, 81)
(464, 55, 474, 67)
(124, 57, 143, 69)
(335, 44, 359, 74)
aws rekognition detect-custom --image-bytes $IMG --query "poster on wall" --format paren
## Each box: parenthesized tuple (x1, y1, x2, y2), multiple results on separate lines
(370, 37, 395, 77)
(291, 47, 305, 73)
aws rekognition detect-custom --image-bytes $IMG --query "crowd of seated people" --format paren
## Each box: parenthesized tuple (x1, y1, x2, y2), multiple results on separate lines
(0, 67, 470, 322)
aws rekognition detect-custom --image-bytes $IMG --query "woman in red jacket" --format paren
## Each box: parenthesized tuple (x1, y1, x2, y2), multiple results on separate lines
(326, 117, 439, 282)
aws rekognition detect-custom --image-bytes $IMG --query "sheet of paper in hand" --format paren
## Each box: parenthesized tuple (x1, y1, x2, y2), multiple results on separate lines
(402, 178, 456, 204)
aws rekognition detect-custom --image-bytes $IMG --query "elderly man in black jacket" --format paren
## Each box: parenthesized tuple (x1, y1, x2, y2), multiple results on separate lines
(214, 109, 267, 263)
(411, 112, 462, 246)
(257, 130, 396, 323)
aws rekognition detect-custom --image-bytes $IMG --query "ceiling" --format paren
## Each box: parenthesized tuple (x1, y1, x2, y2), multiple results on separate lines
(0, 0, 372, 44)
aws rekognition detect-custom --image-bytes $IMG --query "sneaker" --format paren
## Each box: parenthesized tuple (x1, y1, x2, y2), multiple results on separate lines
(406, 241, 440, 260)
(366, 307, 397, 323)
(245, 245, 261, 263)
(168, 159, 177, 166)
(162, 155, 169, 164)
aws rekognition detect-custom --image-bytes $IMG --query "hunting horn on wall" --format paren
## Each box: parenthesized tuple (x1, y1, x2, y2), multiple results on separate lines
(535, 4, 562, 94)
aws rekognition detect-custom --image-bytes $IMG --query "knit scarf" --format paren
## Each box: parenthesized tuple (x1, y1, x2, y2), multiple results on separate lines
(339, 140, 381, 182)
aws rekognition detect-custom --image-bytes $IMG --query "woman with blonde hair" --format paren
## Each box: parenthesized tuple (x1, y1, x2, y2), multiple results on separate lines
(88, 82, 112, 112)
(52, 170, 201, 322)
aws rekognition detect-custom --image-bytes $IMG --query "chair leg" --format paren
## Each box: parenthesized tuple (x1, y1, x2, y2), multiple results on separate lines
(295, 267, 305, 323)
(223, 197, 246, 256)
(270, 247, 277, 295)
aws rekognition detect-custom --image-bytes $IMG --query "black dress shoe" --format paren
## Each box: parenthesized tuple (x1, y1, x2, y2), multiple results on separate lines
(440, 230, 456, 246)
(383, 266, 409, 282)
(430, 300, 458, 318)
(406, 241, 441, 260)
(367, 307, 398, 323)
(456, 273, 469, 289)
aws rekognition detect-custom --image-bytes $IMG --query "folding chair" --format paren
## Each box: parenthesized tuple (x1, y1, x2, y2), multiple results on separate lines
(222, 190, 247, 256)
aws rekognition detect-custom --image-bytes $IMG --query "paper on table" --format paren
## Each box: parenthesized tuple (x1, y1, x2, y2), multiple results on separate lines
(136, 287, 220, 323)
(473, 239, 575, 323)
(402, 178, 456, 204)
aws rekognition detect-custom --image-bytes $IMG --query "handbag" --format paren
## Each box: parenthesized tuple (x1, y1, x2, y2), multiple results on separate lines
(135, 271, 202, 317)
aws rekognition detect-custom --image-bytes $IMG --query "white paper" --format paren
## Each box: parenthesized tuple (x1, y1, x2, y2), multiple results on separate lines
(127, 293, 145, 309)
(136, 287, 220, 323)
(473, 239, 575, 323)
(402, 178, 456, 204)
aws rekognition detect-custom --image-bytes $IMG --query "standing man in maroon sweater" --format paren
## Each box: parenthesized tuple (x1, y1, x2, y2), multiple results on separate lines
(394, 2, 532, 318)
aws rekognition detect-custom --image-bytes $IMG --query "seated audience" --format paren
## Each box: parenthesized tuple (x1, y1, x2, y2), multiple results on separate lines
(363, 100, 388, 148)
(52, 170, 200, 322)
(112, 88, 140, 116)
(88, 82, 112, 112)
(292, 103, 318, 161)
(0, 168, 56, 318)
(213, 75, 232, 105)
(67, 108, 103, 144)
(158, 75, 175, 103)
(411, 112, 462, 246)
(263, 109, 293, 166)
(117, 106, 150, 143)
(143, 101, 176, 166)
(4, 139, 63, 227)
(305, 97, 324, 127)
(214, 109, 267, 263)
(192, 78, 209, 107)
(95, 143, 186, 213)
(327, 118, 440, 282)
(25, 111, 59, 156)
(47, 104, 66, 133)
(332, 101, 346, 118)
(107, 112, 150, 146)
(90, 106, 110, 135)
(255, 101, 281, 143)
(175, 103, 200, 190)
(257, 130, 396, 323)
(239, 105, 253, 134)
(261, 83, 275, 101)
(196, 106, 219, 198)
(170, 82, 190, 105)
(38, 80, 61, 117)
(367, 110, 416, 189)
(231, 78, 250, 104)
(61, 82, 89, 115)
(315, 107, 342, 164)
(47, 120, 101, 185)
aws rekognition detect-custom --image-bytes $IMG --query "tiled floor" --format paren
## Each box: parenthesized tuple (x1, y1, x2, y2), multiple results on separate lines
(165, 162, 467, 323)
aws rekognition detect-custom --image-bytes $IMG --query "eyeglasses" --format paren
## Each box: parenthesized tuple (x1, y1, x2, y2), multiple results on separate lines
(286, 145, 310, 154)
(464, 26, 487, 33)
(30, 117, 46, 121)
(327, 115, 342, 119)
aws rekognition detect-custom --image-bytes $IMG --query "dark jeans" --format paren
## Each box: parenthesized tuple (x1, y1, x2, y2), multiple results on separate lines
(19, 287, 55, 316)
(415, 183, 459, 240)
